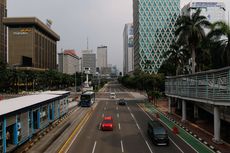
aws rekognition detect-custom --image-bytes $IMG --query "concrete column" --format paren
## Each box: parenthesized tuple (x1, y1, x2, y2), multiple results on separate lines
(213, 106, 221, 143)
(168, 97, 172, 114)
(182, 100, 186, 122)
(194, 105, 199, 119)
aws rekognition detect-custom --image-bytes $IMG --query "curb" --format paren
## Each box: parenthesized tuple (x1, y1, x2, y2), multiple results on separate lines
(146, 104, 222, 153)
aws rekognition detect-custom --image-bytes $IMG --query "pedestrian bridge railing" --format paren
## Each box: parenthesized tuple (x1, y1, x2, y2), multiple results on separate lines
(165, 67, 230, 106)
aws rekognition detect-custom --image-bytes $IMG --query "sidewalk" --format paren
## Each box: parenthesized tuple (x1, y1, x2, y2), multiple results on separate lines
(155, 99, 230, 153)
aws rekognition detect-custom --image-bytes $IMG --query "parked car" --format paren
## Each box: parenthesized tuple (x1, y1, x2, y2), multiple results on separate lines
(147, 120, 169, 146)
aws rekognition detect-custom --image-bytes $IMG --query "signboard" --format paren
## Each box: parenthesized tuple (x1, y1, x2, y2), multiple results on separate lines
(13, 28, 32, 35)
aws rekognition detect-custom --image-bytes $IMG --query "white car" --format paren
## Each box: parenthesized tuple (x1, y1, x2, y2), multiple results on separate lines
(110, 92, 116, 99)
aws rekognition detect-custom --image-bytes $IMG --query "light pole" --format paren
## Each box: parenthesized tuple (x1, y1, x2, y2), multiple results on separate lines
(75, 65, 77, 92)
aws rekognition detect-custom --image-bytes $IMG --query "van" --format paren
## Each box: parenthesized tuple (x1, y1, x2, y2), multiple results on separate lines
(147, 120, 169, 146)
(110, 92, 116, 99)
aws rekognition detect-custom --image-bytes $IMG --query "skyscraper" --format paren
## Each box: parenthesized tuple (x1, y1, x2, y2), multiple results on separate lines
(123, 23, 134, 75)
(82, 50, 96, 75)
(97, 46, 107, 71)
(133, 0, 180, 74)
(182, 1, 225, 23)
(0, 0, 7, 63)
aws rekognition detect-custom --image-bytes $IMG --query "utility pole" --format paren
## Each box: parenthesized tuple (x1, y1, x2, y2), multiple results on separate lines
(75, 65, 77, 92)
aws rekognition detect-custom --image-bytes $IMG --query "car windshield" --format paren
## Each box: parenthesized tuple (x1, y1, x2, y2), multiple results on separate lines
(104, 116, 112, 120)
(154, 127, 167, 134)
(102, 120, 112, 124)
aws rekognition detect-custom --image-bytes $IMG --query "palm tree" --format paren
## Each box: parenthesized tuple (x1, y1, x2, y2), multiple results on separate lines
(175, 9, 211, 74)
(208, 21, 230, 67)
(163, 42, 188, 75)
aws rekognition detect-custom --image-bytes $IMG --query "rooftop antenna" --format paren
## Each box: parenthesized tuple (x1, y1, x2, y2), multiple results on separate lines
(87, 37, 89, 50)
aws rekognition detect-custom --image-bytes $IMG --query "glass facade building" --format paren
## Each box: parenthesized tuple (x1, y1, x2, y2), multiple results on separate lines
(133, 0, 180, 74)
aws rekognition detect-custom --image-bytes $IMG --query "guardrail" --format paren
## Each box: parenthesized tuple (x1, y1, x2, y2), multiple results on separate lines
(165, 66, 230, 105)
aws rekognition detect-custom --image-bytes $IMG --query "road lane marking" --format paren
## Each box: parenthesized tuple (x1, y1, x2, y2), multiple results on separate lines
(120, 140, 124, 152)
(59, 110, 92, 153)
(137, 104, 185, 153)
(136, 123, 140, 130)
(127, 106, 130, 111)
(138, 104, 153, 121)
(117, 113, 119, 118)
(145, 140, 153, 153)
(92, 141, 97, 153)
(116, 106, 118, 110)
(169, 138, 184, 153)
(118, 123, 121, 130)
(104, 107, 106, 110)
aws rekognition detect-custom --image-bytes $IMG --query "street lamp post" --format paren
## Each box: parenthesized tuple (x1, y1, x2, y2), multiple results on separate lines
(75, 65, 77, 92)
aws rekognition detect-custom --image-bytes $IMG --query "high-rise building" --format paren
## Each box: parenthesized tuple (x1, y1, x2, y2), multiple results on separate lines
(58, 50, 81, 75)
(182, 1, 225, 23)
(3, 17, 60, 70)
(0, 0, 7, 63)
(97, 46, 107, 71)
(82, 49, 96, 75)
(123, 23, 134, 75)
(133, 0, 180, 74)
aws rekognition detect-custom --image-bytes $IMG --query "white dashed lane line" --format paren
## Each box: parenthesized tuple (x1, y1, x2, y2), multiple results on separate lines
(92, 141, 97, 153)
(120, 140, 124, 152)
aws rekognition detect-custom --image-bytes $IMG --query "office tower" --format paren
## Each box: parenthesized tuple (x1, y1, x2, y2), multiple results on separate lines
(133, 0, 180, 74)
(82, 49, 96, 75)
(182, 1, 225, 23)
(58, 50, 81, 74)
(123, 23, 134, 75)
(97, 46, 107, 71)
(0, 0, 7, 63)
(3, 17, 60, 70)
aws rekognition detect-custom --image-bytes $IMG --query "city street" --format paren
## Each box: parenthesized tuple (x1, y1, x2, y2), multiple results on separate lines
(65, 82, 198, 153)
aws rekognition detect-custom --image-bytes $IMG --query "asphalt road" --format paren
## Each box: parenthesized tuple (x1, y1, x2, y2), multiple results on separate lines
(66, 81, 197, 153)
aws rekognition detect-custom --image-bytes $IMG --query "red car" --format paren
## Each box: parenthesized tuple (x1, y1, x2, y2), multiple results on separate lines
(103, 116, 113, 121)
(101, 116, 113, 131)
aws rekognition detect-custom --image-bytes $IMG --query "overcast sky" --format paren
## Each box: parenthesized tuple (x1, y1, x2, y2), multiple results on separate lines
(7, 0, 230, 72)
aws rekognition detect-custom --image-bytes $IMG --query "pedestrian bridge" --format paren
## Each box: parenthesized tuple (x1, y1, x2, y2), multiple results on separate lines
(165, 66, 230, 143)
(165, 66, 230, 106)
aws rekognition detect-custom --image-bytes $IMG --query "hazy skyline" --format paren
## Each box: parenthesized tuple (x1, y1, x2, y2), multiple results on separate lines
(7, 0, 230, 72)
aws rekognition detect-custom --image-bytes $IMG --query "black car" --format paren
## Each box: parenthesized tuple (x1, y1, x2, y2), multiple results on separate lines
(147, 120, 169, 146)
(118, 99, 127, 105)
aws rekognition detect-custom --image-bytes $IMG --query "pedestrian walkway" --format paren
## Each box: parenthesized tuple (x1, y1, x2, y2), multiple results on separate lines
(142, 99, 230, 153)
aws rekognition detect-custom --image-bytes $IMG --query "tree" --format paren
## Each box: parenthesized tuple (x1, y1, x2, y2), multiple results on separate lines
(207, 21, 230, 67)
(175, 9, 211, 73)
(163, 42, 188, 75)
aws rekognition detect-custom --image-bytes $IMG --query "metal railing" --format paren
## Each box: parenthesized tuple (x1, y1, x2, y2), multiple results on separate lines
(165, 67, 230, 105)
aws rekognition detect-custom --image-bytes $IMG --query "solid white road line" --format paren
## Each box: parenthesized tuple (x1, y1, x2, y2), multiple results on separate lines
(120, 140, 124, 152)
(137, 104, 184, 153)
(127, 106, 130, 111)
(92, 141, 97, 153)
(169, 138, 184, 153)
(118, 123, 121, 130)
(145, 140, 153, 153)
(117, 113, 119, 118)
(64, 113, 90, 153)
(137, 104, 153, 121)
